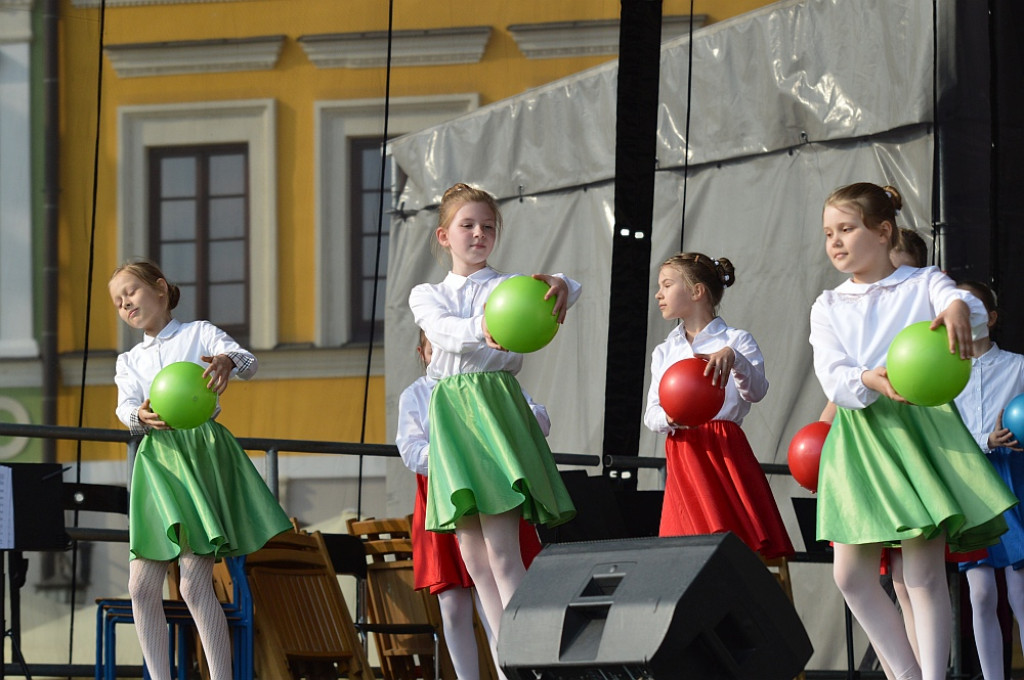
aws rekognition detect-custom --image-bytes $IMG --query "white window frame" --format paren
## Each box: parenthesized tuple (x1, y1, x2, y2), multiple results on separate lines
(0, 40, 38, 359)
(117, 99, 277, 350)
(314, 94, 477, 347)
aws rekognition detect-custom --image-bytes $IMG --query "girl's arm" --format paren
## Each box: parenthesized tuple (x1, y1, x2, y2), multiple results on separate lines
(396, 387, 430, 477)
(928, 269, 988, 358)
(113, 355, 167, 434)
(725, 332, 768, 403)
(643, 345, 675, 434)
(197, 321, 257, 394)
(532, 274, 582, 324)
(410, 285, 487, 354)
(810, 301, 878, 409)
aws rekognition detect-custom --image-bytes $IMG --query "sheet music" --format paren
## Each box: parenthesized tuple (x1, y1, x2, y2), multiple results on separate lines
(0, 464, 13, 549)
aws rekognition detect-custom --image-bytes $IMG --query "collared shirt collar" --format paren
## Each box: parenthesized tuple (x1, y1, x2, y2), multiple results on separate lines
(442, 266, 499, 291)
(140, 318, 182, 348)
(835, 264, 917, 294)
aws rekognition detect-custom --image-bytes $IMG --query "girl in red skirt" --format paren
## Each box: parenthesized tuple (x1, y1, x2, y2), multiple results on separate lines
(644, 252, 793, 558)
(397, 330, 542, 679)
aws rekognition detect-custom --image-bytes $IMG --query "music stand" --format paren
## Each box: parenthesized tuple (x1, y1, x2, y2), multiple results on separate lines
(1, 463, 68, 680)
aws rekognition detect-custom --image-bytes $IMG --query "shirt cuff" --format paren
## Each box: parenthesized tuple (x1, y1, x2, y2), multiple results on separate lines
(128, 407, 149, 437)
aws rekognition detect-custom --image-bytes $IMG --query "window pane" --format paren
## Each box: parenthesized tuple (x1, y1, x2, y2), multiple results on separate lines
(361, 198, 384, 233)
(361, 235, 388, 275)
(160, 243, 196, 284)
(160, 157, 196, 198)
(209, 240, 246, 282)
(362, 280, 386, 322)
(210, 197, 245, 239)
(210, 154, 245, 195)
(160, 199, 196, 240)
(174, 284, 196, 323)
(361, 146, 382, 186)
(210, 283, 246, 325)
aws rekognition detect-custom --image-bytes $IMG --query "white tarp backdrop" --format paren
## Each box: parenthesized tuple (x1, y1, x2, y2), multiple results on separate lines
(384, 0, 954, 670)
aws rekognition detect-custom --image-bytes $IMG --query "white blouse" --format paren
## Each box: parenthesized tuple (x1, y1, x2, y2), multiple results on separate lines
(953, 343, 1024, 452)
(644, 316, 768, 434)
(809, 265, 987, 409)
(114, 319, 256, 432)
(409, 266, 581, 381)
(396, 374, 551, 476)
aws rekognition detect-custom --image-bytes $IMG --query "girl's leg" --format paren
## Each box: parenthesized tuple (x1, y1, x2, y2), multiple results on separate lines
(477, 509, 527, 608)
(457, 515, 505, 640)
(436, 588, 480, 680)
(473, 590, 509, 680)
(889, 550, 921, 663)
(898, 535, 951, 680)
(1004, 565, 1024, 627)
(178, 548, 232, 680)
(833, 543, 921, 680)
(965, 566, 1001, 680)
(128, 558, 172, 680)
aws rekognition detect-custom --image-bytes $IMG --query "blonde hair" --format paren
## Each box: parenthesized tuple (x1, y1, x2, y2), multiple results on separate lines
(661, 252, 736, 313)
(433, 183, 504, 261)
(110, 258, 179, 311)
(824, 182, 902, 248)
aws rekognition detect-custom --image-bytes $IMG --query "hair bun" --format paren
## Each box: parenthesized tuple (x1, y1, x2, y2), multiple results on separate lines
(715, 256, 736, 288)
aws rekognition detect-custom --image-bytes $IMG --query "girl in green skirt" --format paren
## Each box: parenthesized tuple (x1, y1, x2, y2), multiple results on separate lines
(408, 183, 581, 650)
(109, 259, 291, 680)
(809, 183, 1016, 680)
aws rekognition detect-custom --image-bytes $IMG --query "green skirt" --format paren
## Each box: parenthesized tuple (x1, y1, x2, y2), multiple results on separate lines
(425, 371, 576, 533)
(129, 420, 292, 561)
(816, 398, 1016, 552)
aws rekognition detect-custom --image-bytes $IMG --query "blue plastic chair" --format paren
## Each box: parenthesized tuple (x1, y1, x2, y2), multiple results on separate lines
(95, 556, 253, 680)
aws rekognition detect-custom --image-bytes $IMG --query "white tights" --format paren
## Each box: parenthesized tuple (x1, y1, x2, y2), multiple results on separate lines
(456, 510, 525, 678)
(966, 565, 1024, 680)
(833, 536, 949, 680)
(128, 548, 232, 680)
(437, 588, 480, 680)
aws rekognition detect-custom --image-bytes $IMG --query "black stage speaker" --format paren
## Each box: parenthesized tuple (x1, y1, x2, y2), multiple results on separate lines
(498, 533, 812, 680)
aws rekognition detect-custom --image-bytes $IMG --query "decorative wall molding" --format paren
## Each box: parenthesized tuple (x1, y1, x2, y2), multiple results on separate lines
(298, 26, 491, 69)
(0, 0, 33, 44)
(105, 35, 285, 78)
(508, 14, 707, 59)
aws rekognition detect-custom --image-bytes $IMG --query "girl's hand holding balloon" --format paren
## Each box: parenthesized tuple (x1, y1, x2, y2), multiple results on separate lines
(480, 309, 507, 351)
(531, 274, 570, 323)
(697, 347, 735, 388)
(862, 366, 908, 403)
(202, 354, 234, 395)
(989, 410, 1023, 451)
(932, 299, 974, 359)
(138, 399, 169, 430)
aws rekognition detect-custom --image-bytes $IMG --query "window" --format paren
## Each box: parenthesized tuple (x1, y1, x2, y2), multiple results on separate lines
(348, 137, 391, 344)
(148, 144, 250, 344)
(314, 94, 478, 348)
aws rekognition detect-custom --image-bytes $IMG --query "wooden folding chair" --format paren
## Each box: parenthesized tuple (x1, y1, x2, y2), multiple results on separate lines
(346, 517, 449, 680)
(245, 528, 375, 680)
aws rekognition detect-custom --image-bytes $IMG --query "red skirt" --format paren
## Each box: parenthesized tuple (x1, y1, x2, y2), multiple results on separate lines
(660, 420, 794, 559)
(412, 474, 542, 594)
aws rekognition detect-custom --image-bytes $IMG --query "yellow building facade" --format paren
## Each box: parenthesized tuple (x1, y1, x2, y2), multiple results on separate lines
(54, 0, 770, 463)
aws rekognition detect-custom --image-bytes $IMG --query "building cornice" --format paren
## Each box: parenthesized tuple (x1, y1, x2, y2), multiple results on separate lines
(507, 14, 707, 59)
(0, 0, 33, 44)
(104, 35, 285, 78)
(298, 25, 491, 69)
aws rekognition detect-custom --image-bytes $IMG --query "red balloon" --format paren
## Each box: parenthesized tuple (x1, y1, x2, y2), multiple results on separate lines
(787, 421, 831, 492)
(658, 358, 725, 427)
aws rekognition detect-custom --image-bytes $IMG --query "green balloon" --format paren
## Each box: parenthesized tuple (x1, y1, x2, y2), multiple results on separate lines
(148, 361, 218, 429)
(886, 321, 971, 407)
(484, 276, 560, 353)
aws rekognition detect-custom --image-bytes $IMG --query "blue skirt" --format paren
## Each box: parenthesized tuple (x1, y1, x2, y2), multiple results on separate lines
(961, 446, 1024, 571)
